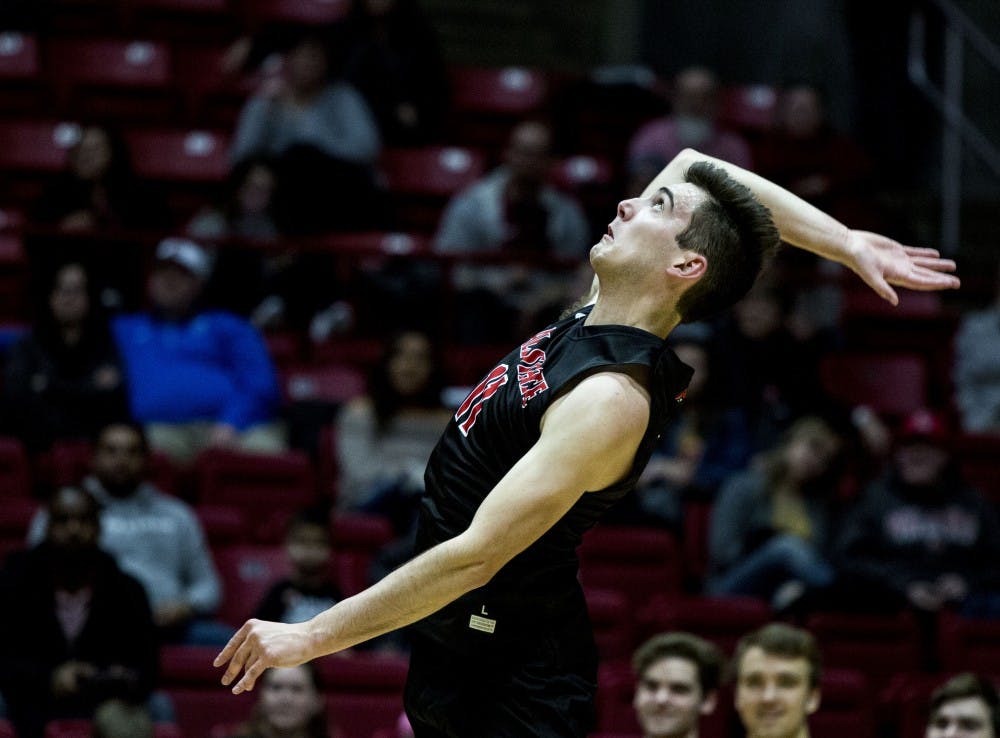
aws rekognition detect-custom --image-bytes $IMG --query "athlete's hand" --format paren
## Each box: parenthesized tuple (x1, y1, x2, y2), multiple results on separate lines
(214, 619, 316, 694)
(844, 230, 960, 305)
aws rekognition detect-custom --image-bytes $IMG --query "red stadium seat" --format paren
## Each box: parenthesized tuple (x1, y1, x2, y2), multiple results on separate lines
(0, 234, 28, 319)
(330, 513, 395, 595)
(212, 543, 290, 626)
(579, 526, 682, 608)
(805, 611, 924, 694)
(0, 119, 77, 173)
(172, 46, 257, 127)
(282, 364, 368, 406)
(938, 612, 1000, 673)
(810, 669, 876, 738)
(448, 66, 551, 150)
(160, 644, 226, 687)
(170, 689, 256, 738)
(47, 38, 176, 121)
(681, 500, 713, 587)
(0, 31, 40, 80)
(635, 594, 771, 654)
(126, 128, 231, 183)
(585, 588, 633, 662)
(380, 146, 487, 233)
(243, 0, 352, 26)
(194, 448, 317, 540)
(328, 693, 403, 738)
(719, 84, 778, 134)
(315, 651, 409, 693)
(123, 0, 232, 43)
(41, 440, 177, 494)
(0, 720, 15, 738)
(0, 496, 38, 565)
(953, 432, 1000, 504)
(195, 504, 250, 545)
(44, 722, 182, 738)
(819, 353, 928, 416)
(0, 436, 31, 498)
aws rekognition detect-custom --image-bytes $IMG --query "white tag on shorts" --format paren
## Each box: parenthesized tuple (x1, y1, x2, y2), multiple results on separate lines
(468, 614, 497, 634)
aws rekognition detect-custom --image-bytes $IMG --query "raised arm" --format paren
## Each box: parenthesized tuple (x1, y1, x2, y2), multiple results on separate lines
(646, 149, 960, 305)
(214, 371, 650, 693)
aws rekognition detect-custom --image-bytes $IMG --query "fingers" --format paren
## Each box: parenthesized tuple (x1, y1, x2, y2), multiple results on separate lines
(902, 246, 942, 258)
(910, 256, 957, 272)
(868, 274, 898, 305)
(221, 636, 255, 686)
(233, 660, 267, 695)
(213, 622, 249, 668)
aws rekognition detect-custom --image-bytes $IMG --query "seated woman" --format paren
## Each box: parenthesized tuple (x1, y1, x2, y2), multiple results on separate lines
(706, 416, 843, 610)
(3, 261, 128, 451)
(228, 664, 335, 738)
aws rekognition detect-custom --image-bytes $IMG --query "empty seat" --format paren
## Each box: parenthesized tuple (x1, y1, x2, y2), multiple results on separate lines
(0, 32, 38, 80)
(315, 651, 409, 693)
(953, 432, 1000, 503)
(938, 612, 1000, 673)
(330, 513, 394, 595)
(170, 689, 256, 738)
(635, 594, 771, 654)
(160, 644, 226, 688)
(818, 353, 927, 416)
(585, 588, 633, 662)
(243, 0, 352, 26)
(195, 448, 317, 540)
(126, 128, 230, 183)
(45, 722, 182, 738)
(448, 66, 550, 150)
(282, 364, 367, 406)
(327, 693, 403, 738)
(0, 119, 77, 173)
(212, 543, 290, 626)
(0, 496, 38, 565)
(0, 436, 31, 497)
(810, 668, 876, 738)
(196, 503, 251, 545)
(172, 46, 256, 127)
(578, 526, 682, 608)
(719, 84, 778, 134)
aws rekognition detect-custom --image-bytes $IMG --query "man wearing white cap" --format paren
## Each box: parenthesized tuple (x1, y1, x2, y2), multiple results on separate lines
(112, 237, 285, 462)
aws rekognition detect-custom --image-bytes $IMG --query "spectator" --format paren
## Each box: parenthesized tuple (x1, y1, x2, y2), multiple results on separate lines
(707, 417, 842, 610)
(834, 409, 1000, 617)
(335, 330, 450, 526)
(3, 261, 128, 451)
(112, 237, 285, 463)
(228, 664, 332, 738)
(755, 82, 873, 225)
(954, 263, 1000, 433)
(733, 623, 822, 738)
(93, 700, 155, 738)
(342, 0, 450, 145)
(626, 66, 752, 197)
(0, 487, 157, 738)
(926, 673, 999, 738)
(231, 32, 383, 234)
(28, 422, 231, 645)
(434, 120, 591, 342)
(254, 509, 343, 625)
(613, 324, 751, 529)
(632, 632, 723, 738)
(33, 124, 163, 232)
(187, 157, 280, 242)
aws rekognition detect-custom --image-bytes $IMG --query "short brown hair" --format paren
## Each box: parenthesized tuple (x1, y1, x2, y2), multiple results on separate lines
(675, 161, 780, 323)
(929, 673, 1000, 735)
(633, 631, 724, 696)
(733, 623, 822, 688)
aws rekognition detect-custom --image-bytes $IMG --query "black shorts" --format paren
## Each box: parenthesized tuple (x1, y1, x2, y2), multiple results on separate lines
(403, 613, 598, 738)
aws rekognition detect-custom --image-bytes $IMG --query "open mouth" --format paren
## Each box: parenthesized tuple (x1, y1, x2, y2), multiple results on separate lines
(605, 224, 614, 240)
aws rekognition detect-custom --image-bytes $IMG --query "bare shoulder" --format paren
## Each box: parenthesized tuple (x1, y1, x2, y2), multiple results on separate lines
(542, 370, 651, 437)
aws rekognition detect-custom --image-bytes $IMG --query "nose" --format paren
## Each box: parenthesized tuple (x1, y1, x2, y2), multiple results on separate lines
(762, 682, 778, 701)
(617, 198, 636, 220)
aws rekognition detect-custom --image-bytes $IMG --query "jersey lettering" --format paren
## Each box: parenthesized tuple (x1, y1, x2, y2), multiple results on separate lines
(517, 329, 552, 407)
(455, 364, 509, 436)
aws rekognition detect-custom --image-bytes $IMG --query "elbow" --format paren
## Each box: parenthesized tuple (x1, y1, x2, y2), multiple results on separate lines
(675, 148, 702, 167)
(448, 535, 506, 589)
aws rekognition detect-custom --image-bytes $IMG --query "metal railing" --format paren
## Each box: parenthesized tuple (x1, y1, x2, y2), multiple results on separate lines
(907, 0, 1000, 253)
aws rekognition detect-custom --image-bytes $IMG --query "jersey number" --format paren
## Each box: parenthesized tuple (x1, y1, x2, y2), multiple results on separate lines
(455, 364, 509, 436)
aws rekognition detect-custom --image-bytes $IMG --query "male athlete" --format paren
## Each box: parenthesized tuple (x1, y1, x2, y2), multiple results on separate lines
(214, 149, 959, 737)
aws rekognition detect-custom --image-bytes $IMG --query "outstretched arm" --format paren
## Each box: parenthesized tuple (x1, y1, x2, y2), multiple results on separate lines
(645, 149, 960, 305)
(214, 372, 650, 693)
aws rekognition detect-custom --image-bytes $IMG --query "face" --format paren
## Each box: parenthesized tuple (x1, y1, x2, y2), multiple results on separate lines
(236, 164, 276, 215)
(590, 183, 707, 293)
(634, 657, 713, 738)
(286, 39, 329, 92)
(734, 290, 783, 339)
(927, 697, 996, 738)
(895, 441, 949, 487)
(388, 332, 434, 398)
(259, 666, 323, 732)
(783, 429, 840, 485)
(47, 488, 100, 552)
(287, 523, 332, 579)
(673, 68, 720, 119)
(148, 262, 203, 316)
(49, 263, 90, 326)
(780, 87, 824, 140)
(735, 648, 818, 738)
(92, 425, 147, 491)
(72, 127, 114, 181)
(504, 122, 553, 183)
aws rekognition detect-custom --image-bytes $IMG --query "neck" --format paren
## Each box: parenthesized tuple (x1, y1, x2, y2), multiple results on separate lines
(750, 727, 809, 738)
(585, 291, 681, 339)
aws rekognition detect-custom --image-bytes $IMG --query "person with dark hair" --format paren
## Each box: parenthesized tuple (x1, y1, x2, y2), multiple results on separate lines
(926, 673, 999, 738)
(254, 509, 343, 626)
(229, 664, 332, 738)
(0, 487, 158, 738)
(707, 416, 842, 610)
(214, 147, 958, 738)
(3, 261, 128, 451)
(733, 623, 822, 738)
(28, 422, 230, 645)
(342, 0, 450, 145)
(230, 32, 383, 234)
(632, 632, 723, 738)
(33, 124, 162, 231)
(187, 158, 280, 242)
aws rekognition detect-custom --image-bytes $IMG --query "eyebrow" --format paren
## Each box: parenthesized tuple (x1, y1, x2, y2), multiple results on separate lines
(656, 186, 675, 211)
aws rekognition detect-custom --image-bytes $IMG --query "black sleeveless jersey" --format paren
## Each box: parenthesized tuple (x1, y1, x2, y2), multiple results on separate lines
(412, 306, 693, 658)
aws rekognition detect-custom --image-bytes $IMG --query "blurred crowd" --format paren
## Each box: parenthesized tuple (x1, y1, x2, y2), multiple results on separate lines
(1, 0, 999, 736)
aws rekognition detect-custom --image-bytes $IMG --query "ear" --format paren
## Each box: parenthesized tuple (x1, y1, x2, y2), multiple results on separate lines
(700, 690, 718, 716)
(667, 252, 708, 281)
(806, 687, 821, 715)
